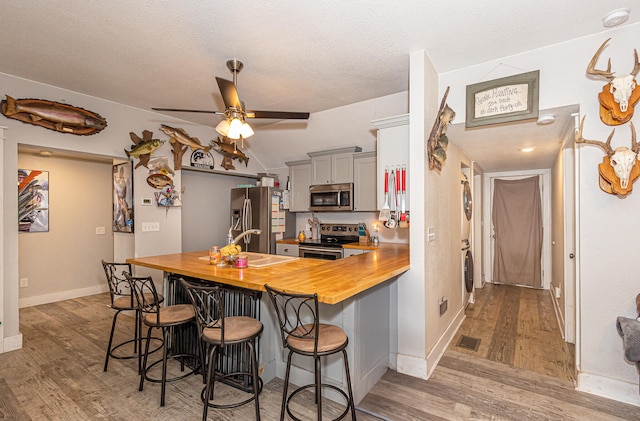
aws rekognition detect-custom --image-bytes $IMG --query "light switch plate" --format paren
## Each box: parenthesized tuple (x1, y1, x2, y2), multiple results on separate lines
(427, 227, 436, 242)
(95, 226, 106, 235)
(141, 198, 152, 206)
(141, 222, 160, 232)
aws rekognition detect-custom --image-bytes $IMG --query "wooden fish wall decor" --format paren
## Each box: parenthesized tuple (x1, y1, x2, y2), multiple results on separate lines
(1, 95, 107, 135)
(210, 136, 250, 170)
(159, 125, 211, 170)
(126, 130, 165, 169)
(426, 87, 454, 171)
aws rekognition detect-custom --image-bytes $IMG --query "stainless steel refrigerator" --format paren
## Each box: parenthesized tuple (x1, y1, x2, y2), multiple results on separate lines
(230, 186, 296, 254)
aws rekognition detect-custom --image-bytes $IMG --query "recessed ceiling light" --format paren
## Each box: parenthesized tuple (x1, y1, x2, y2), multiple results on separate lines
(537, 114, 555, 125)
(603, 8, 630, 28)
(520, 147, 536, 153)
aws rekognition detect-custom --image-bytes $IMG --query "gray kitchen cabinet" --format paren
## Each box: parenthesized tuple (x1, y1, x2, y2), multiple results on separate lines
(286, 159, 311, 212)
(353, 151, 377, 211)
(276, 243, 299, 257)
(343, 248, 372, 258)
(308, 147, 362, 185)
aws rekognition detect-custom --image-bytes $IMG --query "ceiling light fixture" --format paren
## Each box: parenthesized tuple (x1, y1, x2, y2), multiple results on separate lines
(39, 150, 53, 157)
(520, 147, 536, 153)
(537, 114, 555, 125)
(603, 8, 630, 28)
(215, 116, 254, 141)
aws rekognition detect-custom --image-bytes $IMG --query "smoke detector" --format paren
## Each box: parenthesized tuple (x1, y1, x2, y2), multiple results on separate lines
(603, 8, 630, 28)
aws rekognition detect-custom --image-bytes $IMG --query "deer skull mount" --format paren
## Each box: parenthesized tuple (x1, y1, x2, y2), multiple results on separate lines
(587, 38, 640, 126)
(575, 116, 640, 196)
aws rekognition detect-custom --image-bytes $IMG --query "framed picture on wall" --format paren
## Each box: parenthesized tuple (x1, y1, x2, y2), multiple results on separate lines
(18, 169, 49, 232)
(113, 162, 134, 233)
(465, 70, 539, 128)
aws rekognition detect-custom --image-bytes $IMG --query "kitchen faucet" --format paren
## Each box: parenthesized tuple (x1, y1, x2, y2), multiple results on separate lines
(228, 229, 262, 245)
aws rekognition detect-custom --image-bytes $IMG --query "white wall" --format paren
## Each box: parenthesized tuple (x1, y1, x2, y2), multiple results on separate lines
(0, 71, 269, 350)
(18, 153, 113, 307)
(181, 169, 255, 252)
(440, 22, 640, 404)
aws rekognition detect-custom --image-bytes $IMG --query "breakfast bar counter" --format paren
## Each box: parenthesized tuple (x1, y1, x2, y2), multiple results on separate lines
(127, 242, 409, 404)
(126, 242, 409, 304)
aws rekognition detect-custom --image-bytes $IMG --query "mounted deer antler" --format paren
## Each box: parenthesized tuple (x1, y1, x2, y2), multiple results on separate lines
(587, 38, 640, 125)
(575, 116, 640, 195)
(575, 115, 615, 155)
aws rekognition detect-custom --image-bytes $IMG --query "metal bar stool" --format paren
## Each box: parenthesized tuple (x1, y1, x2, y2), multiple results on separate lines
(182, 279, 263, 421)
(264, 284, 357, 421)
(125, 273, 202, 406)
(101, 260, 163, 372)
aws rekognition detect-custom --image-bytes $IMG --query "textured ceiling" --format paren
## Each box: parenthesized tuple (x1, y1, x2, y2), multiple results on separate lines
(0, 1, 635, 171)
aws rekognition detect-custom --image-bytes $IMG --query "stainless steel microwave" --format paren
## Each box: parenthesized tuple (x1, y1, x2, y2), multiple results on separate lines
(309, 183, 353, 212)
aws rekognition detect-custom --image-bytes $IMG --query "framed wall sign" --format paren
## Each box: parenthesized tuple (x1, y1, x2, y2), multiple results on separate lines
(465, 70, 539, 128)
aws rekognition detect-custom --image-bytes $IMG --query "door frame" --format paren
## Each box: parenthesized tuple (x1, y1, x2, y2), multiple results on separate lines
(483, 169, 552, 290)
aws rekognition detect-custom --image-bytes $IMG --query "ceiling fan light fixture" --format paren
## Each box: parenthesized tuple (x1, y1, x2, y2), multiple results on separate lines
(215, 119, 230, 136)
(241, 121, 254, 138)
(226, 117, 244, 140)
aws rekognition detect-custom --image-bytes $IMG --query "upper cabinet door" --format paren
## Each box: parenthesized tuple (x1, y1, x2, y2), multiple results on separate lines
(311, 155, 331, 185)
(287, 160, 311, 212)
(353, 152, 377, 211)
(331, 152, 354, 184)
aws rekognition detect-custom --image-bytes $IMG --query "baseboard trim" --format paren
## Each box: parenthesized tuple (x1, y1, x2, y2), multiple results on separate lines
(549, 288, 566, 339)
(19, 285, 109, 308)
(3, 333, 23, 353)
(396, 353, 428, 380)
(578, 372, 640, 407)
(426, 306, 466, 378)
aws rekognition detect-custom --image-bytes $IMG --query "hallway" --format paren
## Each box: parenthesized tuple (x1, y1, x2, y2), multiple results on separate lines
(449, 283, 575, 383)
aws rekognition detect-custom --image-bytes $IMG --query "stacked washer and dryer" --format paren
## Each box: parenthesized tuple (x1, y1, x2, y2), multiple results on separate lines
(461, 172, 474, 304)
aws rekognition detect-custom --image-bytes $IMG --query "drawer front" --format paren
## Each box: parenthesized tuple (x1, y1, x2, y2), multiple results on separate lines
(276, 243, 299, 257)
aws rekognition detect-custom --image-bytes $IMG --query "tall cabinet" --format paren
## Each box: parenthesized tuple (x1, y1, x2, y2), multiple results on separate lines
(285, 160, 311, 212)
(353, 151, 377, 212)
(372, 114, 410, 211)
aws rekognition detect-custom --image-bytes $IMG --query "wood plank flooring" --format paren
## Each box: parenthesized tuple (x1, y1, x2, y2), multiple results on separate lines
(448, 283, 576, 382)
(1, 291, 639, 420)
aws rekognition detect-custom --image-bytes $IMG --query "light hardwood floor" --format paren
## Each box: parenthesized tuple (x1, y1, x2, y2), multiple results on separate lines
(448, 282, 576, 382)
(1, 292, 639, 420)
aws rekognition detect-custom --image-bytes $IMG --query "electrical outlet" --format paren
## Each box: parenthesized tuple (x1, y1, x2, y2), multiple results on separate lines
(95, 226, 106, 235)
(141, 222, 160, 232)
(19, 278, 28, 288)
(439, 298, 448, 316)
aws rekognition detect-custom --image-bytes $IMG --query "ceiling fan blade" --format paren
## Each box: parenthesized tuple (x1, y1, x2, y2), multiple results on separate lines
(152, 107, 224, 114)
(216, 77, 242, 111)
(247, 110, 310, 120)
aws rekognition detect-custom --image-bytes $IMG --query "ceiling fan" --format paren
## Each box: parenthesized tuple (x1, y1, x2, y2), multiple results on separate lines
(152, 59, 310, 139)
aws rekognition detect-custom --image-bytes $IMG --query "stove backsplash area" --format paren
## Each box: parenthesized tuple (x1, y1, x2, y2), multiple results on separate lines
(294, 211, 408, 244)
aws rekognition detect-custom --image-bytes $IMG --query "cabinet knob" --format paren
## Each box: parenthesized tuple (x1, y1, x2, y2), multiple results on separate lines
(284, 248, 290, 252)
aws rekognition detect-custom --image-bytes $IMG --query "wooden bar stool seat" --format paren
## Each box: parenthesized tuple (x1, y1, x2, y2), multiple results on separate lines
(101, 260, 163, 372)
(125, 273, 202, 407)
(182, 279, 263, 421)
(264, 284, 356, 421)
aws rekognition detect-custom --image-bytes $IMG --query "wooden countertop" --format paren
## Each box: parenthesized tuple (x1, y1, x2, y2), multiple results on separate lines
(127, 242, 409, 304)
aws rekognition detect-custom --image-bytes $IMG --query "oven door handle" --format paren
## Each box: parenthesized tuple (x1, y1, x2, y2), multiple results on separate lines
(299, 246, 341, 254)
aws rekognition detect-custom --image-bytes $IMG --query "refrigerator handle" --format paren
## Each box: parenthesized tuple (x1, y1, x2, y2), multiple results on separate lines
(243, 198, 252, 246)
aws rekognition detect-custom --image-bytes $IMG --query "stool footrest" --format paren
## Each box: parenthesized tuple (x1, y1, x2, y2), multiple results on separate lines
(286, 383, 352, 421)
(142, 353, 200, 384)
(201, 373, 263, 409)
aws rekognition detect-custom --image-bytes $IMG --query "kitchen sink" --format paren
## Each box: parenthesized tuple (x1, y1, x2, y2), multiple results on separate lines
(199, 252, 298, 268)
(243, 252, 298, 268)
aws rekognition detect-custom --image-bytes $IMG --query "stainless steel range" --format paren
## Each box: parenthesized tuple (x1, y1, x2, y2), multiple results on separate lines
(298, 223, 360, 260)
